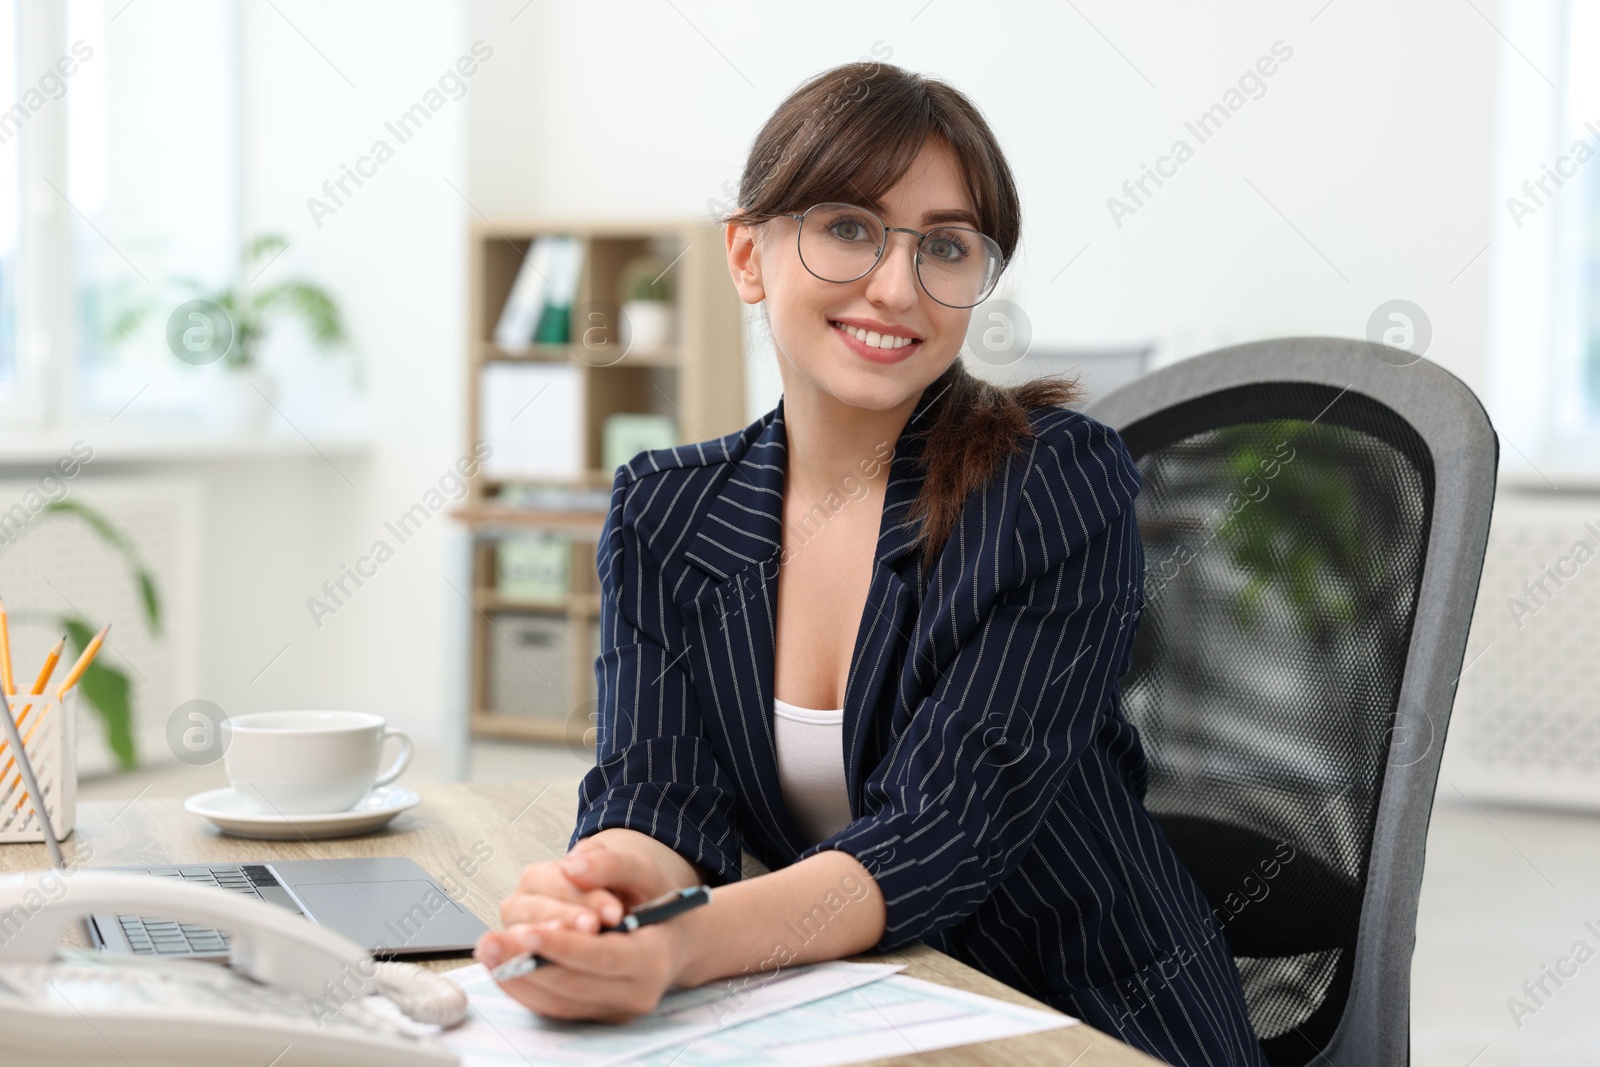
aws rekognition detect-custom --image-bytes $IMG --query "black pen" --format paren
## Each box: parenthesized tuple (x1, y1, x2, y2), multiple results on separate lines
(489, 884, 713, 981)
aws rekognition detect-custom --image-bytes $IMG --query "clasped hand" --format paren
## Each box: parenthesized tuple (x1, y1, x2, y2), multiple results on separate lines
(475, 838, 696, 1024)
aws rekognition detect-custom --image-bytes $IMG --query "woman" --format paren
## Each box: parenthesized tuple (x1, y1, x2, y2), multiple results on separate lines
(475, 61, 1268, 1067)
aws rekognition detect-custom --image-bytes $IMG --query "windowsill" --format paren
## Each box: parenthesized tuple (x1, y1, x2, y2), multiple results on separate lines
(1497, 464, 1600, 494)
(0, 427, 374, 466)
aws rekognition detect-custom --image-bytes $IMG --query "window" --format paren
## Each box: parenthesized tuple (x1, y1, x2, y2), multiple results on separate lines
(2, 0, 240, 429)
(1, 0, 25, 407)
(67, 0, 240, 419)
(1554, 0, 1600, 433)
(1486, 0, 1600, 473)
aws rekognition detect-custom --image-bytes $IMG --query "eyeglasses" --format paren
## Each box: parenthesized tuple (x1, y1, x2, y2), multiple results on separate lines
(784, 202, 1005, 309)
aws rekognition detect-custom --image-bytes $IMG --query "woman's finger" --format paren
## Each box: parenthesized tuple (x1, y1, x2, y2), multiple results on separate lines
(505, 921, 642, 979)
(499, 893, 604, 931)
(500, 924, 666, 1012)
(501, 887, 627, 930)
(477, 924, 646, 1023)
(474, 917, 579, 968)
(474, 927, 530, 968)
(510, 862, 626, 925)
(477, 921, 656, 984)
(571, 885, 626, 926)
(558, 844, 659, 901)
(485, 936, 615, 1021)
(517, 860, 586, 896)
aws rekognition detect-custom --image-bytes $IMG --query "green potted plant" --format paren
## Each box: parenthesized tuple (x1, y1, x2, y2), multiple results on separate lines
(616, 249, 678, 352)
(4, 501, 161, 771)
(110, 233, 349, 432)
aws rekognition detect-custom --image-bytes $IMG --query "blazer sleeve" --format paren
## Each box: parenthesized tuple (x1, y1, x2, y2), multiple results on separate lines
(567, 464, 745, 886)
(795, 414, 1146, 951)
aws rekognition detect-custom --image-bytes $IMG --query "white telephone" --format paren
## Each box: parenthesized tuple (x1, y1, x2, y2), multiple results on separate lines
(0, 869, 470, 1066)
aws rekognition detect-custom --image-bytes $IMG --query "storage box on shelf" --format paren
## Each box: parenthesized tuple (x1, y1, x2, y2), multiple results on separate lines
(456, 217, 746, 744)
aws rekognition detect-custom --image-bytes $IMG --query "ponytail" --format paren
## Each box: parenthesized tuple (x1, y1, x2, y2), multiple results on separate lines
(906, 359, 1084, 570)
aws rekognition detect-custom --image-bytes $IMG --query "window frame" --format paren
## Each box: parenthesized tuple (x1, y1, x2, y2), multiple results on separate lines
(2, 1, 69, 428)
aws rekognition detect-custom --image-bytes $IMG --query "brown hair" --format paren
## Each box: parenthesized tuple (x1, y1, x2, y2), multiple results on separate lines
(721, 61, 1084, 571)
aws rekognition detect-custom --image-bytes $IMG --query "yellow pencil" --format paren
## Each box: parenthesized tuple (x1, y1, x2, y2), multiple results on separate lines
(29, 636, 66, 697)
(5, 633, 81, 813)
(9, 622, 109, 810)
(0, 634, 66, 767)
(0, 598, 14, 696)
(56, 623, 110, 698)
(0, 600, 20, 807)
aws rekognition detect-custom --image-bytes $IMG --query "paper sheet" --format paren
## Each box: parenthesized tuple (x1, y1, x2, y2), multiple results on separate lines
(433, 959, 907, 1067)
(628, 971, 1080, 1067)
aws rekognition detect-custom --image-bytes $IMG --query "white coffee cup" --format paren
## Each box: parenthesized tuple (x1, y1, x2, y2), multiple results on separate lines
(222, 710, 413, 816)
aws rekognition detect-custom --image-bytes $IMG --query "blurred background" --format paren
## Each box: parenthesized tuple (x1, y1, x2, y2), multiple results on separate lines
(0, 1, 1597, 1062)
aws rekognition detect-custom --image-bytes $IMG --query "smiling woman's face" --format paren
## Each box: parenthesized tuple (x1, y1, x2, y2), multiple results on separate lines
(728, 136, 980, 415)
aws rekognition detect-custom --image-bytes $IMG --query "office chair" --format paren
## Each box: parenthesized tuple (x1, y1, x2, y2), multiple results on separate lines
(1082, 337, 1498, 1067)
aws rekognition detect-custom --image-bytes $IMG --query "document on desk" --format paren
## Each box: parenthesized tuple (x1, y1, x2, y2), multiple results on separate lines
(423, 959, 1079, 1067)
(629, 971, 1080, 1067)
(433, 959, 906, 1067)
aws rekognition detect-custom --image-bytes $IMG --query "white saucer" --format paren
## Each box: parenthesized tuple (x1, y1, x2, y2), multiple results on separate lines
(183, 784, 421, 840)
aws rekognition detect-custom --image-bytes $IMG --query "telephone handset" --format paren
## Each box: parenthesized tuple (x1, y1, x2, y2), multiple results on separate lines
(0, 870, 469, 1066)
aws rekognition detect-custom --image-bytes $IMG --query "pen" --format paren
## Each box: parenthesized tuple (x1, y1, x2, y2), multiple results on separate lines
(489, 884, 713, 982)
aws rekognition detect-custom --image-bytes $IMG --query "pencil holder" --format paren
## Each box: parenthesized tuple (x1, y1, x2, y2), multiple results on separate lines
(0, 689, 78, 844)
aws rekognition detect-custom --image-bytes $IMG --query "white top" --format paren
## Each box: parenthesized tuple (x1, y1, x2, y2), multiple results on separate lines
(772, 697, 853, 846)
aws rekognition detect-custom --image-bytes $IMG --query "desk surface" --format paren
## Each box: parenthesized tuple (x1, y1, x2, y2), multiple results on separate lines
(0, 778, 1160, 1067)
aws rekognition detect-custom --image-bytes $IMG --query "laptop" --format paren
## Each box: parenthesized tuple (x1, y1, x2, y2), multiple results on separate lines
(85, 856, 491, 960)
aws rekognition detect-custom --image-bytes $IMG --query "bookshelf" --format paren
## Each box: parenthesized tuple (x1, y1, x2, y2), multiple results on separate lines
(457, 217, 746, 743)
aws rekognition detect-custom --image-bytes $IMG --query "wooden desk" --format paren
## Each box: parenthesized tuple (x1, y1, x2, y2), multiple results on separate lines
(0, 778, 1161, 1067)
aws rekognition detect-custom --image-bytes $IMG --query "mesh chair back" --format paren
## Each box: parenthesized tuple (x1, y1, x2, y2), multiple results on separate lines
(1084, 339, 1497, 1067)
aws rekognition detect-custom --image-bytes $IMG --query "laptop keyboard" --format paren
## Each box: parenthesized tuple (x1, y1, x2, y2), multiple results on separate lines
(113, 865, 288, 956)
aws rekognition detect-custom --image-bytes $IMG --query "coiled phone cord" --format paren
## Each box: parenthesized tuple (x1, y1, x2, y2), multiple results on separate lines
(371, 960, 470, 1027)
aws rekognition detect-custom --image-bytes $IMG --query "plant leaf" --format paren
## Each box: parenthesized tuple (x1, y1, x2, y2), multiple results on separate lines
(62, 616, 137, 770)
(40, 500, 162, 634)
(106, 301, 156, 345)
(255, 280, 347, 348)
(245, 232, 289, 264)
(137, 571, 162, 637)
(43, 499, 134, 555)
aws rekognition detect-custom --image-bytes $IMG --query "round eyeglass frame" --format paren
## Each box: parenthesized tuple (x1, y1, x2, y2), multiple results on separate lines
(783, 202, 1006, 310)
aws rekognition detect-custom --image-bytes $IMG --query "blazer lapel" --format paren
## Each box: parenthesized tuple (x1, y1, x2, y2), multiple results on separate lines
(678, 378, 950, 863)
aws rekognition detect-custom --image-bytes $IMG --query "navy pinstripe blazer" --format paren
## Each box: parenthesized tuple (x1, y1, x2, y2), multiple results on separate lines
(569, 381, 1268, 1067)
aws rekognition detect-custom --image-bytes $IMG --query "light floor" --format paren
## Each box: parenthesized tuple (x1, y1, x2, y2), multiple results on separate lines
(75, 746, 1600, 1065)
